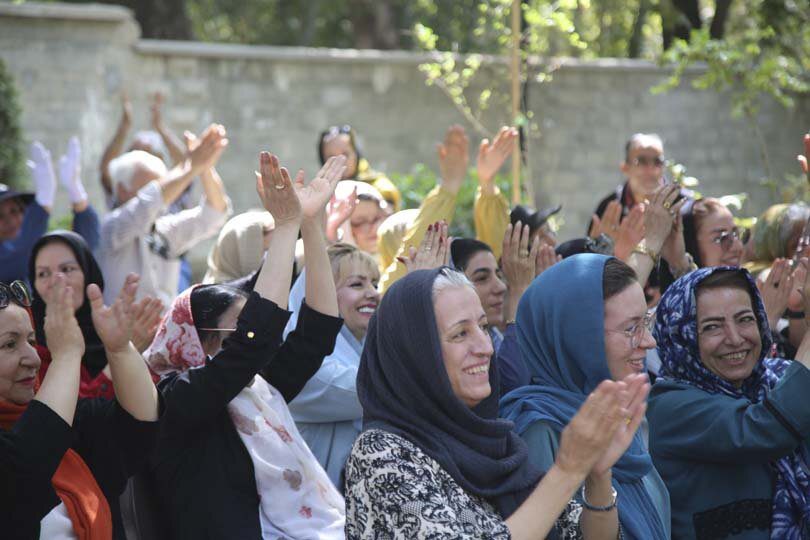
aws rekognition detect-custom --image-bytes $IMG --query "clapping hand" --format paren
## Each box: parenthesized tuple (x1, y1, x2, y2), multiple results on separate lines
(44, 274, 85, 362)
(399, 221, 450, 273)
(131, 296, 164, 353)
(501, 222, 539, 294)
(188, 124, 228, 175)
(798, 133, 810, 183)
(477, 126, 517, 194)
(88, 273, 138, 354)
(758, 258, 796, 329)
(294, 155, 347, 220)
(644, 184, 687, 251)
(614, 205, 645, 261)
(326, 187, 358, 242)
(438, 125, 469, 195)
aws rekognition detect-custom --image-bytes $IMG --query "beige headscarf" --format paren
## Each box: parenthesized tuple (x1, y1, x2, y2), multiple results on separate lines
(377, 209, 419, 270)
(203, 210, 274, 284)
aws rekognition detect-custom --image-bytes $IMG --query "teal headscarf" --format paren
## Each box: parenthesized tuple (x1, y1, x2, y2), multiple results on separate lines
(500, 254, 667, 540)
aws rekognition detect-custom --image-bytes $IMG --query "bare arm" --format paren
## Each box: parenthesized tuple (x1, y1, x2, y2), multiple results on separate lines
(151, 92, 186, 166)
(89, 274, 159, 422)
(100, 94, 132, 196)
(34, 275, 84, 425)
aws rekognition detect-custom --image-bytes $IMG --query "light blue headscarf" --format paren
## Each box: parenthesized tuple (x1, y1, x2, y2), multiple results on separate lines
(500, 254, 667, 540)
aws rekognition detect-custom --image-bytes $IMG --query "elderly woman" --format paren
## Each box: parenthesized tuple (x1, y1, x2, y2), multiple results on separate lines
(147, 152, 347, 539)
(0, 273, 161, 539)
(500, 255, 670, 539)
(648, 265, 810, 539)
(30, 230, 163, 399)
(203, 209, 275, 284)
(346, 266, 650, 539)
(744, 203, 810, 276)
(681, 198, 744, 268)
(287, 243, 380, 486)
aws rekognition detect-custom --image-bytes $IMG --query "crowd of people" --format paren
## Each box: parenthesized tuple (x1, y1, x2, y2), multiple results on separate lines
(2, 91, 810, 540)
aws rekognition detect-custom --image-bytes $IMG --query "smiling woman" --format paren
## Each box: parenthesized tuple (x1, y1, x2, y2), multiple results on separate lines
(649, 266, 810, 539)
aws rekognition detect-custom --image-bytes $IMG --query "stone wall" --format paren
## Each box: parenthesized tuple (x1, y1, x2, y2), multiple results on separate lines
(2, 2, 808, 274)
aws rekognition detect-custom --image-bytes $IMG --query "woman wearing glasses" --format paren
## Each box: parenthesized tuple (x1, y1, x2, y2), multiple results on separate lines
(0, 274, 161, 539)
(682, 198, 745, 268)
(501, 255, 671, 540)
(648, 265, 810, 539)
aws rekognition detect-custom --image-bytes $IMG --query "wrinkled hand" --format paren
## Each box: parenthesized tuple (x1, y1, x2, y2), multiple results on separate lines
(660, 211, 689, 270)
(188, 124, 228, 174)
(535, 244, 561, 278)
(399, 221, 450, 273)
(438, 125, 469, 194)
(591, 374, 649, 475)
(589, 200, 622, 241)
(798, 257, 810, 316)
(798, 133, 810, 182)
(295, 155, 347, 220)
(256, 152, 302, 226)
(644, 184, 686, 251)
(614, 204, 645, 261)
(89, 273, 138, 354)
(131, 296, 164, 353)
(501, 222, 539, 294)
(44, 274, 85, 362)
(326, 187, 358, 242)
(788, 259, 808, 312)
(477, 126, 517, 191)
(758, 259, 795, 329)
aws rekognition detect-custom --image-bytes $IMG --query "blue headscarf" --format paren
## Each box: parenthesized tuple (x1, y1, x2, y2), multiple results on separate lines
(655, 266, 810, 539)
(500, 254, 668, 540)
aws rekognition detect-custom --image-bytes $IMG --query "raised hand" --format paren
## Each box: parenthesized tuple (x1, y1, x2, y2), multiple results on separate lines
(614, 204, 645, 261)
(256, 152, 301, 226)
(44, 274, 85, 362)
(644, 184, 686, 252)
(28, 141, 57, 210)
(758, 258, 795, 329)
(399, 221, 450, 273)
(58, 136, 87, 206)
(131, 296, 164, 353)
(326, 186, 358, 242)
(477, 126, 517, 192)
(294, 155, 347, 220)
(437, 125, 469, 195)
(589, 200, 622, 240)
(88, 273, 138, 354)
(590, 373, 650, 475)
(502, 222, 539, 293)
(121, 91, 132, 128)
(151, 92, 165, 130)
(535, 243, 561, 278)
(188, 124, 228, 174)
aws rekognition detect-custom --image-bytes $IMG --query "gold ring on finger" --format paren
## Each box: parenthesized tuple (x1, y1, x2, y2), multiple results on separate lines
(663, 200, 672, 210)
(274, 184, 286, 190)
(520, 249, 530, 258)
(625, 417, 632, 425)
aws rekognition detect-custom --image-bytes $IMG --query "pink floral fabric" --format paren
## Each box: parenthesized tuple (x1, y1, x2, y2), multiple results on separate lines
(143, 287, 205, 376)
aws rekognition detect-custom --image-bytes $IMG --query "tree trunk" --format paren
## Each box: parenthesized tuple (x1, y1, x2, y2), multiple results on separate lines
(710, 0, 733, 39)
(628, 0, 649, 58)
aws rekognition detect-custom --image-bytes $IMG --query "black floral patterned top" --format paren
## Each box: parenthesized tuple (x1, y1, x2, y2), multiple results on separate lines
(345, 429, 585, 539)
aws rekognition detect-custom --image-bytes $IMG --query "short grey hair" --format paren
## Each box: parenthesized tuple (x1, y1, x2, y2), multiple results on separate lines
(431, 267, 475, 301)
(624, 133, 663, 162)
(107, 150, 167, 190)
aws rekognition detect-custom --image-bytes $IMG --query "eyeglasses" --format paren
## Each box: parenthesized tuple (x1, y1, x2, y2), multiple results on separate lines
(606, 311, 655, 349)
(351, 214, 385, 231)
(630, 156, 665, 168)
(711, 228, 741, 252)
(0, 281, 32, 309)
(197, 327, 236, 332)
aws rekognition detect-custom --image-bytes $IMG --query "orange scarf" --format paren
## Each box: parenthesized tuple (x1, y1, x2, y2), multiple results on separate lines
(0, 399, 113, 540)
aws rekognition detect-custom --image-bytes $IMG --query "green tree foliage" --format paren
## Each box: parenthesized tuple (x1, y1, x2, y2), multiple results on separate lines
(0, 59, 26, 189)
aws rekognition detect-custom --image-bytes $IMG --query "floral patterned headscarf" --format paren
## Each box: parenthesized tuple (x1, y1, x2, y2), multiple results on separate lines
(654, 267, 810, 538)
(143, 287, 204, 376)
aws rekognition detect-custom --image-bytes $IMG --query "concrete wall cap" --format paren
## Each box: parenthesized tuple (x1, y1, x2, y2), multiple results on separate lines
(0, 1, 132, 22)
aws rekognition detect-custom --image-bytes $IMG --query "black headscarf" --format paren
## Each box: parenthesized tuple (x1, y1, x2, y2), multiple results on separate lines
(357, 268, 542, 517)
(28, 230, 107, 376)
(681, 199, 703, 268)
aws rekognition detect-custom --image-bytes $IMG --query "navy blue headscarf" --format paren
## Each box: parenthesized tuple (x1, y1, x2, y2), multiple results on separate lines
(500, 254, 668, 540)
(655, 266, 810, 538)
(357, 268, 542, 518)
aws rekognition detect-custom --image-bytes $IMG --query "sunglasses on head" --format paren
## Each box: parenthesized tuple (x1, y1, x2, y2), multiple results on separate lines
(321, 125, 353, 143)
(0, 281, 32, 310)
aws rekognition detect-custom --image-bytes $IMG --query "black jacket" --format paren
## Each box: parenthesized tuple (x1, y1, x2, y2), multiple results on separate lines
(0, 396, 161, 539)
(151, 293, 343, 540)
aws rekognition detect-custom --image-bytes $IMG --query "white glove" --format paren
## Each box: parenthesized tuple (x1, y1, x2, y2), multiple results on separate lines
(58, 136, 87, 205)
(27, 141, 56, 209)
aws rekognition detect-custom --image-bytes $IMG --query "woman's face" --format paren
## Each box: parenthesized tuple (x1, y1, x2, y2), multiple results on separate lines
(322, 134, 358, 179)
(350, 200, 384, 254)
(603, 282, 656, 381)
(434, 285, 494, 408)
(34, 241, 85, 310)
(0, 198, 25, 241)
(0, 304, 40, 405)
(463, 251, 507, 327)
(200, 297, 246, 357)
(697, 208, 743, 267)
(336, 262, 380, 341)
(696, 286, 762, 388)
